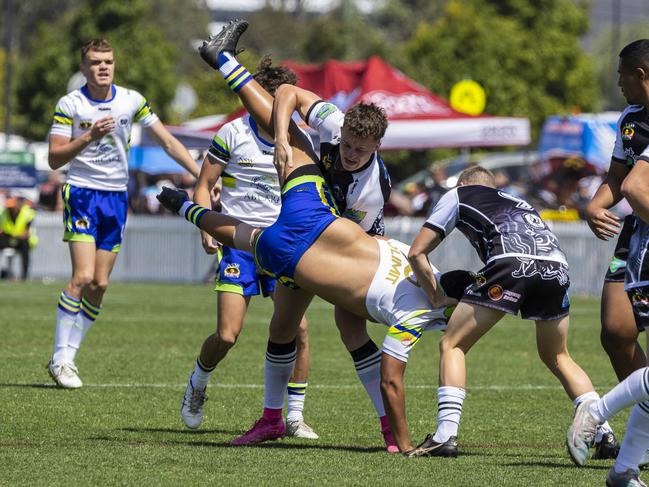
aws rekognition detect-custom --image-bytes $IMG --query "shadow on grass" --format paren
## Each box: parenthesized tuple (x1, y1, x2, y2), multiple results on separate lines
(505, 460, 610, 470)
(0, 383, 58, 389)
(121, 427, 236, 435)
(91, 433, 388, 454)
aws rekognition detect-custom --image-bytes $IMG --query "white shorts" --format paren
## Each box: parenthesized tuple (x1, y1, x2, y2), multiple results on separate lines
(365, 238, 451, 362)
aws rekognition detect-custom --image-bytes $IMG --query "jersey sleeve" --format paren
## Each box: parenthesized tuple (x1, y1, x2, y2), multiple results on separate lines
(50, 96, 75, 138)
(305, 101, 344, 144)
(132, 91, 159, 128)
(423, 187, 460, 238)
(207, 123, 234, 167)
(612, 110, 628, 164)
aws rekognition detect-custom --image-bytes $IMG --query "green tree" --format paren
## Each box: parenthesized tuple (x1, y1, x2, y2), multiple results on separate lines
(398, 0, 597, 139)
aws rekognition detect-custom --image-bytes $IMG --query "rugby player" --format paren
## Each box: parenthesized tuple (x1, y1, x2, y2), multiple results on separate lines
(569, 39, 649, 487)
(180, 56, 318, 439)
(194, 20, 399, 450)
(47, 39, 199, 388)
(407, 165, 599, 459)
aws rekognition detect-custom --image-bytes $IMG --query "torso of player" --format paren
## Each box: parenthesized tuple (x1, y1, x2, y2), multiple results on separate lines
(293, 218, 379, 319)
(612, 106, 649, 289)
(425, 185, 567, 265)
(50, 85, 158, 191)
(306, 101, 391, 234)
(208, 116, 281, 228)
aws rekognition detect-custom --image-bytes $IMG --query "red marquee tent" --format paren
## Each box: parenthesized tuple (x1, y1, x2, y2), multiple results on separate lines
(188, 56, 530, 150)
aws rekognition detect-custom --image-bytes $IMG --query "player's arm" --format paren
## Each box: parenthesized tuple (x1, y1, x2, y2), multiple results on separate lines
(272, 84, 320, 173)
(621, 159, 649, 224)
(380, 353, 413, 453)
(145, 121, 200, 178)
(194, 153, 225, 254)
(408, 227, 454, 308)
(585, 160, 629, 240)
(48, 117, 115, 169)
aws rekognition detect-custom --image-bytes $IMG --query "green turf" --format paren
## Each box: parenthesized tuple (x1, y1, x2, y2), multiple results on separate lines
(0, 281, 633, 485)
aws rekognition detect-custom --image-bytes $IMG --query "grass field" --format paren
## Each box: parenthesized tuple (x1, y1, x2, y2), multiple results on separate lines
(0, 281, 635, 486)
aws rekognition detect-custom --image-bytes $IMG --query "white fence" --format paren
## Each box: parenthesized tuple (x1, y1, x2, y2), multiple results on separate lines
(24, 213, 615, 295)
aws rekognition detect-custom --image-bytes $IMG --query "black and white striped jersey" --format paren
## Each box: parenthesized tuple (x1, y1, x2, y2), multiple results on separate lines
(612, 105, 649, 169)
(306, 100, 391, 235)
(423, 185, 567, 265)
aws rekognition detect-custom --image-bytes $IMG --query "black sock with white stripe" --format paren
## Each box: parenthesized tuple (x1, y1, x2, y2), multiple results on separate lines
(350, 340, 385, 417)
(264, 340, 297, 409)
(433, 386, 466, 443)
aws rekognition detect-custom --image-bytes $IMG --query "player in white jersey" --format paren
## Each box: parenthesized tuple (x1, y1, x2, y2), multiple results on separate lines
(180, 58, 318, 440)
(46, 39, 200, 389)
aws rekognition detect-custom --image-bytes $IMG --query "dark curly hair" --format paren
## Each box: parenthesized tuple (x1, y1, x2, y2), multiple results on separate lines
(252, 55, 298, 96)
(343, 103, 388, 140)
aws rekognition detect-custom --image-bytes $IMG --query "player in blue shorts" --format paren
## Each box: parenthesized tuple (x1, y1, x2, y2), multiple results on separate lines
(180, 57, 318, 439)
(46, 39, 200, 388)
(191, 21, 400, 450)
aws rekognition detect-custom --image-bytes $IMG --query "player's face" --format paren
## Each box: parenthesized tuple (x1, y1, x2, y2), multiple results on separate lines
(81, 50, 115, 89)
(339, 128, 380, 171)
(618, 59, 644, 105)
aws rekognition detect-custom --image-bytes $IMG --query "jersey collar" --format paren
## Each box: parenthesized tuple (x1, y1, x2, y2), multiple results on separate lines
(81, 84, 116, 103)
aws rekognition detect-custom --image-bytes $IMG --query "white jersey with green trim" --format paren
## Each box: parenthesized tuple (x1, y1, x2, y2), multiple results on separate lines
(207, 115, 282, 228)
(50, 84, 159, 191)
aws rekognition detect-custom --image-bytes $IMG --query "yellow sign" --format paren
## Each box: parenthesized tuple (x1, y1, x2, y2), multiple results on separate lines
(450, 79, 486, 116)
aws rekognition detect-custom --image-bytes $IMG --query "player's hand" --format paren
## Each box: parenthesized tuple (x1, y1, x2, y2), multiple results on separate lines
(89, 116, 115, 140)
(156, 186, 189, 214)
(201, 231, 220, 254)
(586, 207, 621, 240)
(273, 138, 293, 181)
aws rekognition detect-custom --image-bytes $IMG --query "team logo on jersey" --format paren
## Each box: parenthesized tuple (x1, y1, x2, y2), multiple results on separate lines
(237, 158, 254, 167)
(474, 274, 487, 286)
(487, 285, 504, 301)
(622, 123, 635, 140)
(524, 213, 545, 230)
(316, 103, 337, 120)
(223, 263, 241, 279)
(321, 154, 333, 171)
(118, 116, 129, 127)
(343, 208, 366, 224)
(74, 218, 90, 230)
(79, 120, 92, 129)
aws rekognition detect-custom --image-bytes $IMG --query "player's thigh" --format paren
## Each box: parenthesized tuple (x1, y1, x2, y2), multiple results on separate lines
(441, 302, 505, 353)
(216, 291, 250, 337)
(602, 280, 637, 339)
(92, 248, 119, 286)
(68, 241, 97, 281)
(269, 285, 314, 341)
(334, 304, 369, 351)
(535, 314, 571, 360)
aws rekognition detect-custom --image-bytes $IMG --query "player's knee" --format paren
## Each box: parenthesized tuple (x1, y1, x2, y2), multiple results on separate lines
(90, 278, 109, 295)
(216, 329, 239, 349)
(71, 272, 93, 290)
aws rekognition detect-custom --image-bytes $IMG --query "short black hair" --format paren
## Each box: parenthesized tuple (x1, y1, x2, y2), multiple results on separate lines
(619, 39, 649, 71)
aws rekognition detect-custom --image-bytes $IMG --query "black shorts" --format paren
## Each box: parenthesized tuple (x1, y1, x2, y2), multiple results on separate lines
(604, 215, 633, 282)
(627, 286, 649, 332)
(461, 257, 570, 320)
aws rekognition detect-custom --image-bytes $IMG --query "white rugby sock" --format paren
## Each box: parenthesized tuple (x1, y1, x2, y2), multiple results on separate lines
(68, 298, 101, 362)
(593, 368, 649, 422)
(286, 382, 307, 422)
(264, 340, 296, 409)
(614, 404, 649, 474)
(191, 358, 214, 390)
(52, 292, 81, 364)
(433, 386, 466, 443)
(351, 340, 385, 417)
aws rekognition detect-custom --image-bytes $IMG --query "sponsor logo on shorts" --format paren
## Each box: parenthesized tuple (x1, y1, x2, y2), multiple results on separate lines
(502, 290, 521, 303)
(609, 256, 626, 273)
(401, 337, 412, 346)
(224, 263, 241, 279)
(632, 291, 649, 306)
(562, 292, 570, 308)
(487, 285, 504, 301)
(622, 123, 635, 140)
(74, 218, 90, 230)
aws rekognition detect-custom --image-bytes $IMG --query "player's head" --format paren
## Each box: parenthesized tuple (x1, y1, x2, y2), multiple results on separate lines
(618, 39, 649, 105)
(252, 55, 298, 96)
(457, 165, 496, 188)
(339, 103, 388, 171)
(80, 39, 114, 89)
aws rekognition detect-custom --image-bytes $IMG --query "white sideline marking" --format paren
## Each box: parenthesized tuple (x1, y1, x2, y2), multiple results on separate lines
(50, 382, 574, 391)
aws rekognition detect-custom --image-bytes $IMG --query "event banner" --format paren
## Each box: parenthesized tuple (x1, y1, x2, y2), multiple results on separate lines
(0, 151, 37, 188)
